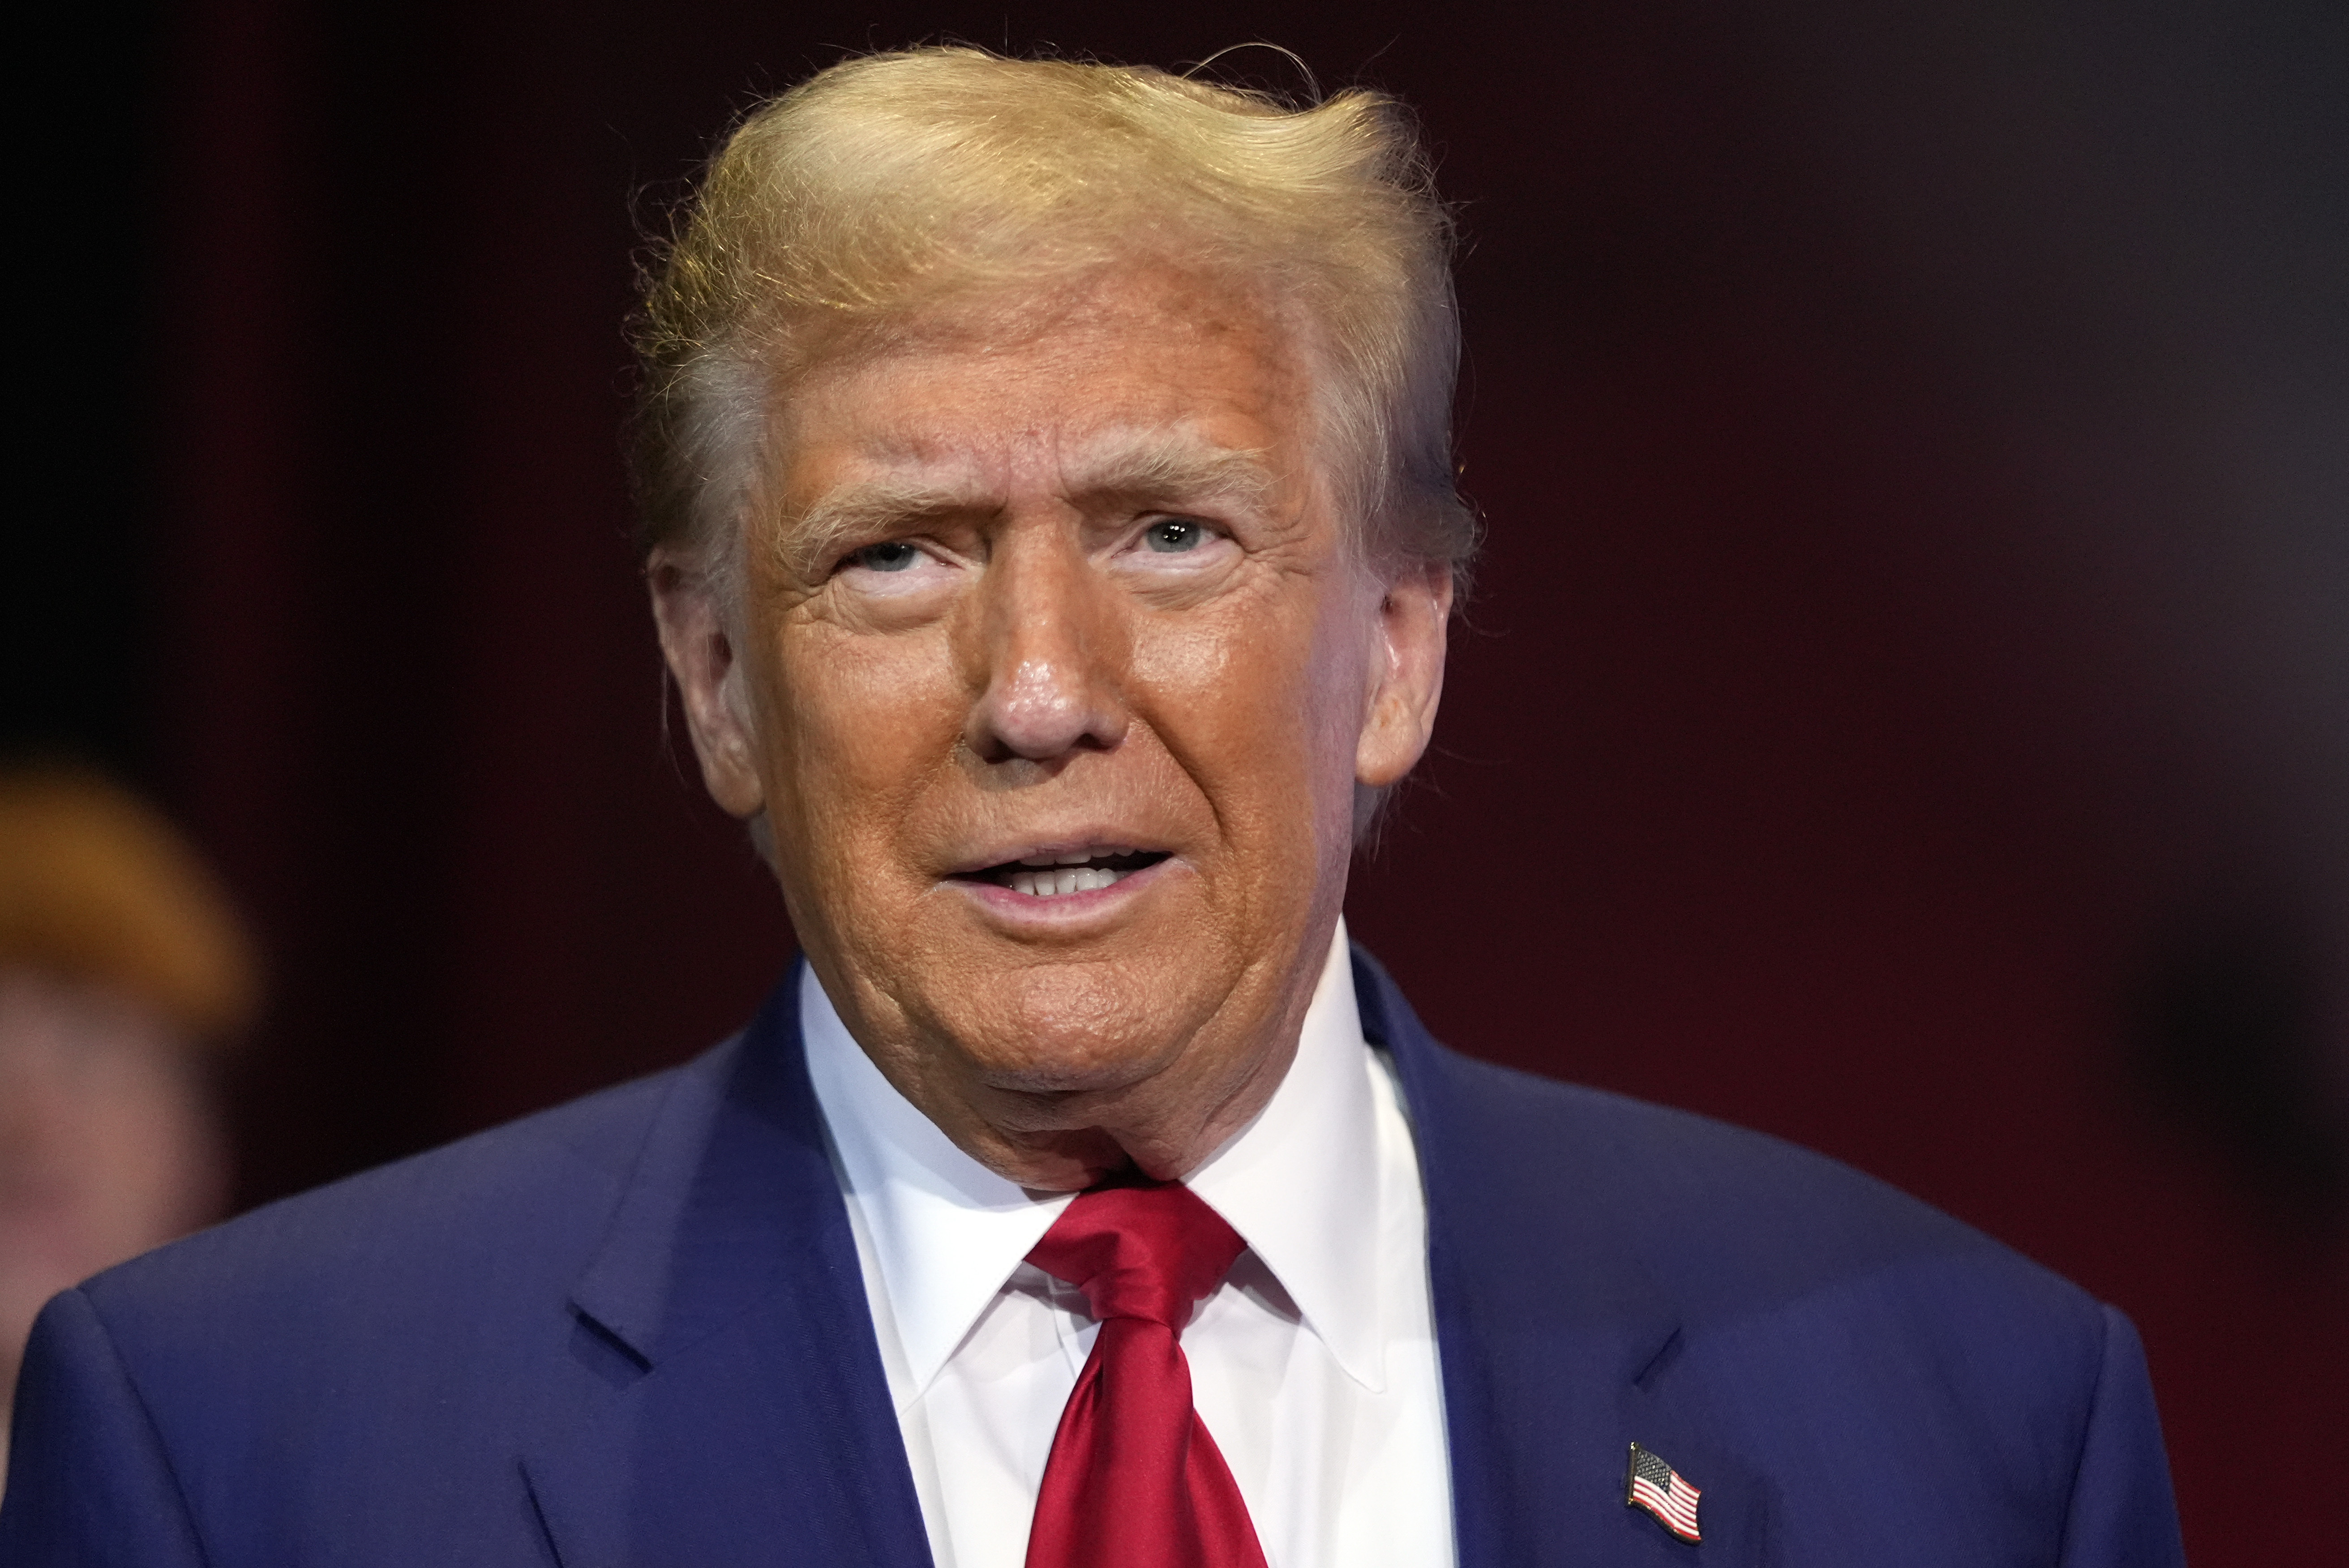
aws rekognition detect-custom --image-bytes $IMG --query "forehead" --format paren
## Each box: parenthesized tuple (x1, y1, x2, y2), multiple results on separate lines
(769, 264, 1316, 495)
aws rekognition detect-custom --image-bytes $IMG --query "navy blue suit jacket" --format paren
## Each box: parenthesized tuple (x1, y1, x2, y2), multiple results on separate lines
(1, 952, 2183, 1565)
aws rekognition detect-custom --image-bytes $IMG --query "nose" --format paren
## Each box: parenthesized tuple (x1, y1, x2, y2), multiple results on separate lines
(962, 527, 1130, 764)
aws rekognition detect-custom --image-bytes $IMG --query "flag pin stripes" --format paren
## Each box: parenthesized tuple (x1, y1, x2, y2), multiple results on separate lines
(1625, 1442, 1703, 1543)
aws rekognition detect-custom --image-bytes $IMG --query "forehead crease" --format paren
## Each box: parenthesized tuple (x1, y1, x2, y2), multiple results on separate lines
(816, 421, 1276, 508)
(772, 429, 1286, 580)
(1055, 425, 1279, 504)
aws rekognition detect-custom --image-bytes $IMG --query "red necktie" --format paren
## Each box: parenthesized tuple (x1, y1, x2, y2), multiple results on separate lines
(1022, 1183, 1270, 1568)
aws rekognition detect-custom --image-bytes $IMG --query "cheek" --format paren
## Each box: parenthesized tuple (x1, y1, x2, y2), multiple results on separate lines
(1128, 583, 1367, 820)
(761, 627, 961, 843)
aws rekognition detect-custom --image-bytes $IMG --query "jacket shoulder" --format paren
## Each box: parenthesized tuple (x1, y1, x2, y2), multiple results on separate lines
(1372, 984, 2180, 1563)
(1420, 1042, 2091, 1323)
(78, 1040, 734, 1352)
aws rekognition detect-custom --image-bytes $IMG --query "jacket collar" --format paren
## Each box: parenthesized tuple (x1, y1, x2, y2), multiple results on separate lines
(1355, 946, 1766, 1567)
(525, 972, 934, 1568)
(528, 952, 1759, 1568)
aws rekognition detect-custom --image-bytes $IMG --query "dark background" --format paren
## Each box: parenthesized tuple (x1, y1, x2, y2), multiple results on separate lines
(14, 1, 2346, 1560)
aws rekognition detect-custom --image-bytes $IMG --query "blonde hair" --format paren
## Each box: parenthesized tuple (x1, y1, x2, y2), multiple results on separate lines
(0, 768, 259, 1045)
(633, 46, 1474, 596)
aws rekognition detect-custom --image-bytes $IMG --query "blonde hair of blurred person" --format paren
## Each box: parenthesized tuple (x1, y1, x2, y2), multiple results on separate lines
(0, 767, 257, 1480)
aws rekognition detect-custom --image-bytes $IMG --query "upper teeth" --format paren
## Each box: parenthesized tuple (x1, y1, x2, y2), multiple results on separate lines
(1007, 865, 1128, 898)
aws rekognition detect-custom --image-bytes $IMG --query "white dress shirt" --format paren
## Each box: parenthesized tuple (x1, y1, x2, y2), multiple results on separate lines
(801, 920, 1456, 1568)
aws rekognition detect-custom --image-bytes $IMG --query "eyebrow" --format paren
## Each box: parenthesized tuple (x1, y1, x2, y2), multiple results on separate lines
(772, 428, 1282, 580)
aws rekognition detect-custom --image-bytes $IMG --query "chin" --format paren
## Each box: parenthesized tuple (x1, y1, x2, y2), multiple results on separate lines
(947, 958, 1213, 1093)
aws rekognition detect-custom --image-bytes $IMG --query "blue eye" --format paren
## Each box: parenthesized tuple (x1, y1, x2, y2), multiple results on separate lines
(849, 542, 922, 573)
(1143, 519, 1205, 553)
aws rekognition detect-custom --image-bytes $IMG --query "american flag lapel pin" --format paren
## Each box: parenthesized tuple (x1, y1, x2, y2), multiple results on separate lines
(1625, 1441, 1703, 1543)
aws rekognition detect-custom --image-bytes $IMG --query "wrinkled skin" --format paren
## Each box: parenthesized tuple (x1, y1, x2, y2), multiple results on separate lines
(653, 264, 1450, 1189)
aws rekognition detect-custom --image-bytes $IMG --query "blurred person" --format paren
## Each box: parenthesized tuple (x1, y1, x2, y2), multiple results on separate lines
(3, 49, 2182, 1568)
(0, 768, 253, 1487)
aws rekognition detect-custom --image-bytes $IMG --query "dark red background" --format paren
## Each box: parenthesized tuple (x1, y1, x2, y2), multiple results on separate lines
(18, 1, 2348, 1562)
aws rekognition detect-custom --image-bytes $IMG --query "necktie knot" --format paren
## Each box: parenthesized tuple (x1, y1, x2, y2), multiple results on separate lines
(1026, 1182, 1246, 1331)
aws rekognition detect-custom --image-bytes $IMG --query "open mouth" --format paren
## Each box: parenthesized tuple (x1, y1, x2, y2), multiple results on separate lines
(958, 847, 1171, 900)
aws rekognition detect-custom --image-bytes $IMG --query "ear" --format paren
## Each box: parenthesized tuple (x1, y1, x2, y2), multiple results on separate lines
(1355, 558, 1454, 788)
(647, 550, 767, 820)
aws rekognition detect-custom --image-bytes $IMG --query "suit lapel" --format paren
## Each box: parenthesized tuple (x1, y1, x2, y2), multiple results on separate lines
(521, 947, 1765, 1567)
(522, 970, 933, 1568)
(1356, 949, 1769, 1568)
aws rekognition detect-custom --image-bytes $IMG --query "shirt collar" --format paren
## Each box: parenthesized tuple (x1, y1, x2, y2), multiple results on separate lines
(801, 920, 1388, 1401)
(801, 969, 1072, 1406)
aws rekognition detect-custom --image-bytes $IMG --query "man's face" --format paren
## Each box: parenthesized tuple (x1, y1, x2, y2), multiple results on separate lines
(656, 264, 1449, 1187)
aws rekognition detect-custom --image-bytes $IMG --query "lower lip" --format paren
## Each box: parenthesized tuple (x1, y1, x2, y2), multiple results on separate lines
(950, 857, 1175, 923)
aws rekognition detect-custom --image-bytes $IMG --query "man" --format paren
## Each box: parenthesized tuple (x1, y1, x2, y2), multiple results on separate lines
(0, 48, 2183, 1567)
